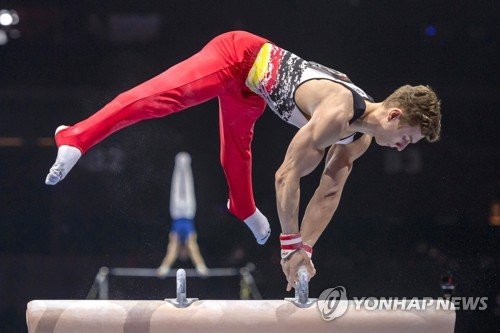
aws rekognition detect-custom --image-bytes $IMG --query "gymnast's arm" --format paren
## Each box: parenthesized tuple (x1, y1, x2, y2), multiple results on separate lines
(157, 233, 180, 275)
(275, 91, 352, 234)
(300, 135, 372, 247)
(276, 92, 354, 290)
(186, 233, 208, 275)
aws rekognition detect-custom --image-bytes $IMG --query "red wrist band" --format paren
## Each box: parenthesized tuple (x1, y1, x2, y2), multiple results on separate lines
(303, 244, 313, 258)
(280, 233, 313, 259)
(280, 233, 302, 259)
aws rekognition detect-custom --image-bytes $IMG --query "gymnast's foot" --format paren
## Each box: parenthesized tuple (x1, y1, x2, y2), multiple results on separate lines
(244, 208, 271, 245)
(45, 125, 82, 185)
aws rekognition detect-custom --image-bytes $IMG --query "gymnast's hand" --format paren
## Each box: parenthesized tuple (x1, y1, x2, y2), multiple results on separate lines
(281, 249, 316, 291)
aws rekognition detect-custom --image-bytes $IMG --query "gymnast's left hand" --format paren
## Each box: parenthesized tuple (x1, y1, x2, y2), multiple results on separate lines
(280, 249, 316, 292)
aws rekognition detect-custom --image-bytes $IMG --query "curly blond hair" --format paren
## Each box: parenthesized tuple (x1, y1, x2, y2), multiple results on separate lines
(383, 85, 441, 142)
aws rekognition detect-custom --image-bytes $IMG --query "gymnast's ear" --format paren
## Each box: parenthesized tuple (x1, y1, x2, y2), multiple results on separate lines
(388, 108, 403, 121)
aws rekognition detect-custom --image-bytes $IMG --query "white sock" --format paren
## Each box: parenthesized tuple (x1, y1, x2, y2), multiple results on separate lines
(45, 126, 82, 185)
(45, 145, 82, 185)
(244, 208, 271, 245)
(46, 125, 82, 185)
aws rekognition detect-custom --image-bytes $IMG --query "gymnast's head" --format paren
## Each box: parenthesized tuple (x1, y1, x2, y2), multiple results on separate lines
(373, 85, 441, 151)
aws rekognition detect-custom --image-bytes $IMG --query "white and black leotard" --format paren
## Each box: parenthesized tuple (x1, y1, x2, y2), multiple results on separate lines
(246, 43, 373, 145)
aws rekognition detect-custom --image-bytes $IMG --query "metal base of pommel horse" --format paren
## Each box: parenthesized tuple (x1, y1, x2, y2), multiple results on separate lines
(285, 266, 316, 308)
(26, 268, 456, 333)
(165, 268, 198, 307)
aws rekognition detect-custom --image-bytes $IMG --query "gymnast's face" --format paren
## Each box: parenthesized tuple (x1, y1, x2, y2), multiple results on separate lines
(375, 109, 424, 151)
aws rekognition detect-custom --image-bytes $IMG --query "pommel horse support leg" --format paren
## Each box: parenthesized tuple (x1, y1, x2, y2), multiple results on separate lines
(27, 269, 456, 333)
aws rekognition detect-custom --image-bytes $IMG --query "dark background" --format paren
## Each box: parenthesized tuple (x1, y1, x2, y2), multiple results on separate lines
(0, 1, 498, 332)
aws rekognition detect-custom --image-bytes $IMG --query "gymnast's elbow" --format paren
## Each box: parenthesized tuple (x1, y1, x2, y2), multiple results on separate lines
(275, 167, 299, 190)
(275, 169, 287, 189)
(318, 181, 344, 201)
(323, 189, 340, 200)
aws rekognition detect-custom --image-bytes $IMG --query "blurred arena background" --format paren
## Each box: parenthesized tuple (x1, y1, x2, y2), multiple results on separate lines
(0, 1, 498, 331)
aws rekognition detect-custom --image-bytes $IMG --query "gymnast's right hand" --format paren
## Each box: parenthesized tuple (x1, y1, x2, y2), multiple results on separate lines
(281, 249, 316, 292)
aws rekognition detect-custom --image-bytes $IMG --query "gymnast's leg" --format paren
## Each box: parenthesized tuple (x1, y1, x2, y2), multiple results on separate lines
(169, 152, 196, 220)
(45, 34, 239, 185)
(218, 93, 271, 244)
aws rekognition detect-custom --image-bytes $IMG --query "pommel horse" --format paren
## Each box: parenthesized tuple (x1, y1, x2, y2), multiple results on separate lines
(27, 269, 456, 333)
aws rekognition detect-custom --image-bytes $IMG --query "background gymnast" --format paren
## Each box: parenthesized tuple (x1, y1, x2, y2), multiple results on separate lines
(157, 152, 209, 277)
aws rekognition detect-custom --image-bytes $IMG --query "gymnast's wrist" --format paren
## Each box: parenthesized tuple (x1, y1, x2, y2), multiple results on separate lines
(279, 233, 313, 259)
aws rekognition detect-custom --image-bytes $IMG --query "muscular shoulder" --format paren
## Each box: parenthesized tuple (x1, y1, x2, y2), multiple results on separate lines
(296, 80, 353, 121)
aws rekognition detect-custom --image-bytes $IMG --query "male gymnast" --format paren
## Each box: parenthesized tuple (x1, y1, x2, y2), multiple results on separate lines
(44, 31, 441, 290)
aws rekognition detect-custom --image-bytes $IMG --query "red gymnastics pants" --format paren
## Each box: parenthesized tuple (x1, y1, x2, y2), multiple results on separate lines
(55, 31, 269, 221)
